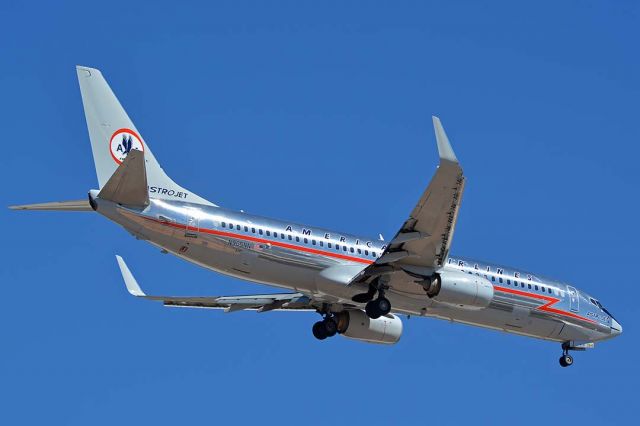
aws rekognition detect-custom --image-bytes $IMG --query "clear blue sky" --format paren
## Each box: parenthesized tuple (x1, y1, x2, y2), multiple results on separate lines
(1, 1, 638, 424)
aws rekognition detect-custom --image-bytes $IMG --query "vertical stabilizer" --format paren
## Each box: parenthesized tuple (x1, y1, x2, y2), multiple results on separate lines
(76, 66, 214, 206)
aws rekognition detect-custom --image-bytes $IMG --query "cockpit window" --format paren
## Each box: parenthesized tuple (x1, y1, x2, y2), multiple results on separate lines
(601, 307, 617, 321)
(592, 298, 617, 321)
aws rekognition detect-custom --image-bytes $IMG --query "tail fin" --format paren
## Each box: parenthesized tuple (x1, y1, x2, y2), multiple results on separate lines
(76, 66, 214, 206)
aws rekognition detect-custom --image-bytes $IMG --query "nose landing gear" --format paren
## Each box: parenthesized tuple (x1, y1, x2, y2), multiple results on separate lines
(559, 342, 575, 367)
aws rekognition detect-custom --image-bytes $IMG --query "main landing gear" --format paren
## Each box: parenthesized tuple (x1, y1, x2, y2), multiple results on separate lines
(352, 277, 392, 319)
(365, 295, 391, 319)
(559, 342, 574, 368)
(312, 314, 338, 340)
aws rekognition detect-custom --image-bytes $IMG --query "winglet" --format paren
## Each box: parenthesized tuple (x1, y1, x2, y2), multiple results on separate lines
(115, 255, 146, 296)
(432, 116, 458, 163)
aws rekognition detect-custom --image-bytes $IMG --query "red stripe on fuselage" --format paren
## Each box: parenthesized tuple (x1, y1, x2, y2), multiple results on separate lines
(144, 217, 375, 265)
(493, 285, 595, 324)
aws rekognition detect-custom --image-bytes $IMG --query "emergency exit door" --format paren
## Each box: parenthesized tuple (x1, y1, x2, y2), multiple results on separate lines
(185, 211, 199, 238)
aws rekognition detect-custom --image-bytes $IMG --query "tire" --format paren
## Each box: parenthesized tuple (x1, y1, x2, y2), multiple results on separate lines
(559, 354, 573, 367)
(312, 321, 328, 340)
(564, 354, 574, 366)
(365, 301, 381, 319)
(376, 297, 391, 315)
(323, 318, 338, 337)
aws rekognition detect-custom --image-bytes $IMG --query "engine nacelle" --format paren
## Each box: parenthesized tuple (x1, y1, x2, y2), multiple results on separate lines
(426, 270, 494, 310)
(334, 310, 403, 345)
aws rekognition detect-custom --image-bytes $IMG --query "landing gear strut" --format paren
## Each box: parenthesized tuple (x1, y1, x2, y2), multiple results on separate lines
(559, 343, 574, 368)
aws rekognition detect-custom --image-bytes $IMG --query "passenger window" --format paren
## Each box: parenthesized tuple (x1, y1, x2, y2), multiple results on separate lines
(357, 249, 362, 254)
(514, 281, 518, 286)
(542, 286, 546, 293)
(296, 236, 300, 242)
(281, 234, 285, 239)
(265, 230, 270, 236)
(222, 222, 226, 228)
(251, 227, 256, 233)
(288, 235, 292, 240)
(320, 241, 323, 247)
(535, 285, 539, 291)
(229, 223, 233, 229)
(312, 240, 316, 245)
(499, 278, 503, 283)
(259, 229, 263, 235)
(304, 238, 308, 244)
(328, 243, 332, 248)
(350, 247, 354, 253)
(528, 284, 532, 289)
(521, 282, 524, 288)
(507, 279, 511, 285)
(491, 276, 495, 282)
(343, 246, 347, 252)
(336, 245, 340, 251)
(372, 252, 377, 257)
(244, 226, 248, 232)
(365, 250, 369, 255)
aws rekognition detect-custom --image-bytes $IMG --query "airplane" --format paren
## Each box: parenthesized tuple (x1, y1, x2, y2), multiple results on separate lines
(10, 66, 622, 368)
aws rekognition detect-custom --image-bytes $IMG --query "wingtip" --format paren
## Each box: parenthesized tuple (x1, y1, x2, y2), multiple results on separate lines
(115, 255, 146, 297)
(76, 65, 102, 77)
(432, 116, 458, 163)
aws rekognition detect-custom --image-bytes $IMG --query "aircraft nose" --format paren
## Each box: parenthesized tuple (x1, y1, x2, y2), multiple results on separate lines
(611, 319, 622, 335)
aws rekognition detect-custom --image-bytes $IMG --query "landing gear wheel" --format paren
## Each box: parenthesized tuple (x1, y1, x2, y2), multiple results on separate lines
(559, 354, 574, 367)
(365, 297, 391, 319)
(323, 318, 338, 337)
(376, 297, 391, 316)
(365, 300, 381, 319)
(312, 317, 338, 340)
(312, 321, 328, 340)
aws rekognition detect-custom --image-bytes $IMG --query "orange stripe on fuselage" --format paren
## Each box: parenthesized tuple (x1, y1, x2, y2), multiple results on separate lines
(144, 216, 375, 265)
(493, 285, 596, 324)
(143, 216, 595, 324)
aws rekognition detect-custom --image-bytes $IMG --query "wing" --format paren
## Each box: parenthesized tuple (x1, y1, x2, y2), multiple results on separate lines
(353, 117, 464, 286)
(116, 256, 315, 312)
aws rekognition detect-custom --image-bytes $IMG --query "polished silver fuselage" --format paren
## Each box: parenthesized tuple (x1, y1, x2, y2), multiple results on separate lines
(97, 195, 619, 344)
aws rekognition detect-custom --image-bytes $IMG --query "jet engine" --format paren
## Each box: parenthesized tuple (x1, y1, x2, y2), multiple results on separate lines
(423, 269, 494, 310)
(334, 309, 402, 344)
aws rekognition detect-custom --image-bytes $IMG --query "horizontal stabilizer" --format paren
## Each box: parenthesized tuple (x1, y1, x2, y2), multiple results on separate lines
(9, 199, 93, 211)
(98, 149, 149, 207)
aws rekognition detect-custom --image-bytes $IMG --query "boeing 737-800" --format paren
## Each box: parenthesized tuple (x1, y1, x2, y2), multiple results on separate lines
(10, 66, 622, 367)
